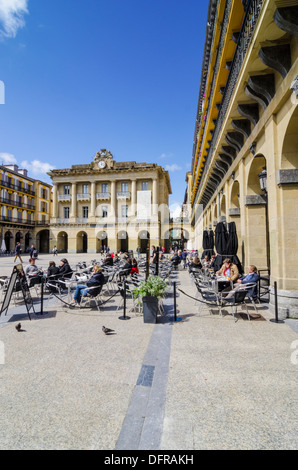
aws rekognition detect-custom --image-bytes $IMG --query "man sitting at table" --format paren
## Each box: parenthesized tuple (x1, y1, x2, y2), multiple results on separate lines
(216, 258, 239, 282)
(222, 265, 259, 299)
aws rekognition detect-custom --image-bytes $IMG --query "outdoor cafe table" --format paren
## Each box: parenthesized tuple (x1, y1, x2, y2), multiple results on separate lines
(213, 276, 233, 293)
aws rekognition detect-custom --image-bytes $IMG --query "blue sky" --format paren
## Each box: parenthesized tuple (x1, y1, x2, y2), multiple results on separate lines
(0, 0, 208, 213)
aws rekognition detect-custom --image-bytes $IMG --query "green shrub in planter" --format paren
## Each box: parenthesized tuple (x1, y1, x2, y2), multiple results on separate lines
(133, 276, 168, 323)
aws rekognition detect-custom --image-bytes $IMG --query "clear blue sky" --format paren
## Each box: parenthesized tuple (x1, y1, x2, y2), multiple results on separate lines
(0, 0, 208, 212)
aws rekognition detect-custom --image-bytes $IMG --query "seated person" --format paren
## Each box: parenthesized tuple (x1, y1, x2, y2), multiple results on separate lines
(216, 258, 239, 282)
(47, 261, 59, 279)
(170, 252, 181, 266)
(130, 258, 139, 276)
(209, 254, 217, 271)
(102, 253, 113, 267)
(119, 258, 132, 279)
(24, 258, 42, 287)
(188, 256, 202, 271)
(223, 265, 259, 299)
(72, 265, 105, 306)
(55, 258, 73, 290)
(202, 255, 210, 267)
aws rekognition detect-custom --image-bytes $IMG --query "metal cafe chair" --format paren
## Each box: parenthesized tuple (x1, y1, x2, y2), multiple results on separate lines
(79, 285, 104, 311)
(221, 287, 251, 322)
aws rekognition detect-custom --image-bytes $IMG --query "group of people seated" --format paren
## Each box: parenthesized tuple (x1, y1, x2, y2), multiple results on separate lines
(23, 257, 72, 289)
(189, 255, 259, 300)
(22, 252, 141, 307)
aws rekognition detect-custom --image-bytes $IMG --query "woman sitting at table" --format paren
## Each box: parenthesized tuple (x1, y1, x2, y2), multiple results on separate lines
(71, 265, 105, 306)
(216, 258, 239, 282)
(188, 255, 202, 272)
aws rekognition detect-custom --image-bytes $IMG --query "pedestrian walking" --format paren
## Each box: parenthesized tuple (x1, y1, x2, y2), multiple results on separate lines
(14, 242, 23, 263)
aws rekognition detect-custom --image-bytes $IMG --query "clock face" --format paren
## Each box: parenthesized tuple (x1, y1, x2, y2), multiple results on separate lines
(98, 161, 106, 169)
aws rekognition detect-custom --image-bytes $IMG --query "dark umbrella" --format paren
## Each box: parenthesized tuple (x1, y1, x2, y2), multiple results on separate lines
(214, 222, 228, 271)
(226, 222, 243, 274)
(208, 230, 215, 257)
(201, 230, 210, 260)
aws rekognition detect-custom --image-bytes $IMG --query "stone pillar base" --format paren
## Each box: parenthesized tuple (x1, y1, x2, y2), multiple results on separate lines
(269, 287, 298, 319)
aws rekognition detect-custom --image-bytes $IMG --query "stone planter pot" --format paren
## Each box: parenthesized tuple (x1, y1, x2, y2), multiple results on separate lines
(142, 296, 158, 324)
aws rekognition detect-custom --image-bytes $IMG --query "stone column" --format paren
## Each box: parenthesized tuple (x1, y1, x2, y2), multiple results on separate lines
(152, 178, 158, 216)
(111, 180, 116, 220)
(70, 183, 77, 219)
(131, 179, 137, 217)
(52, 184, 58, 219)
(90, 182, 96, 216)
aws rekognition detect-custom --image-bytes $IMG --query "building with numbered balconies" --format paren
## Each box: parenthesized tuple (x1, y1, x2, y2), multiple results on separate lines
(48, 150, 172, 254)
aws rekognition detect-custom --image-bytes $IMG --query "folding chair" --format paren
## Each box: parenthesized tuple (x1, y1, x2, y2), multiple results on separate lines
(79, 285, 103, 310)
(222, 288, 251, 322)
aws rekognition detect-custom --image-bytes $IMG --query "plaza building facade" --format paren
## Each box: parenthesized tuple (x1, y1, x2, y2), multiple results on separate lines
(188, 0, 298, 317)
(0, 164, 52, 254)
(48, 150, 172, 254)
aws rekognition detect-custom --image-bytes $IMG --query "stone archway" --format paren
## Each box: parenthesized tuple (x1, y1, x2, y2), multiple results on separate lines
(245, 154, 269, 270)
(4, 231, 13, 253)
(97, 230, 108, 253)
(138, 230, 150, 254)
(36, 229, 50, 253)
(117, 230, 128, 253)
(57, 232, 68, 253)
(77, 231, 88, 254)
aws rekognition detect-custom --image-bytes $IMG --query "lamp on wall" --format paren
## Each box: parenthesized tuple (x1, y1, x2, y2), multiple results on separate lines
(250, 142, 257, 156)
(258, 167, 267, 193)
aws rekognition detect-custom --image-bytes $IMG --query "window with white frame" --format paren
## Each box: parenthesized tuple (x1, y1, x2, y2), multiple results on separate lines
(102, 205, 108, 218)
(102, 183, 108, 193)
(121, 182, 128, 192)
(121, 205, 128, 218)
(83, 206, 89, 218)
(64, 207, 70, 219)
(82, 184, 89, 194)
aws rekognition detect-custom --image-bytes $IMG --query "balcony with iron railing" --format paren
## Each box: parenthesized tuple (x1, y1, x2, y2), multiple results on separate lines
(0, 196, 36, 211)
(0, 215, 35, 226)
(0, 179, 35, 196)
(192, 0, 265, 210)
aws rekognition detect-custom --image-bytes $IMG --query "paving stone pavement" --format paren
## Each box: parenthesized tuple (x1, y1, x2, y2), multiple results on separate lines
(0, 254, 297, 450)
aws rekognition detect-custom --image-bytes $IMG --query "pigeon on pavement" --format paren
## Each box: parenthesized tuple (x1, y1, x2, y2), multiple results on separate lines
(102, 326, 115, 335)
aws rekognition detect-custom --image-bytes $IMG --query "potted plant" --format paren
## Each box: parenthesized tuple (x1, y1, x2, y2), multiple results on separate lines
(133, 276, 168, 323)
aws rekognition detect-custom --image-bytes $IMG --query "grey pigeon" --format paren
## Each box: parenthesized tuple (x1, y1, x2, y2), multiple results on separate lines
(102, 326, 115, 335)
(15, 323, 22, 332)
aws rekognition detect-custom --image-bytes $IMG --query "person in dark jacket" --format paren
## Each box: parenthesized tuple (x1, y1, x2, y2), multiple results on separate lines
(102, 253, 113, 267)
(57, 258, 72, 277)
(72, 265, 104, 305)
(56, 258, 73, 290)
(14, 242, 23, 263)
(47, 261, 60, 279)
